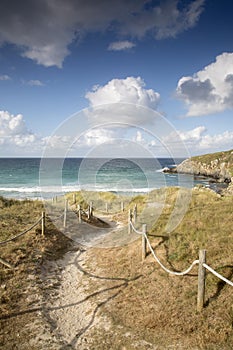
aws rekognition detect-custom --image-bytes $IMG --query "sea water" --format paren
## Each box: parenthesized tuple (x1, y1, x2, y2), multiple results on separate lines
(0, 158, 212, 200)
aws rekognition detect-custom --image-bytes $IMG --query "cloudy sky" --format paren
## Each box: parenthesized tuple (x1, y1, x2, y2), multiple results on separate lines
(0, 0, 233, 157)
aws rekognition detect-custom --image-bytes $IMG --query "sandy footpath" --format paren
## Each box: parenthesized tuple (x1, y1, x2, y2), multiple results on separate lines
(46, 248, 111, 349)
(41, 245, 158, 350)
(26, 215, 175, 349)
(36, 214, 158, 349)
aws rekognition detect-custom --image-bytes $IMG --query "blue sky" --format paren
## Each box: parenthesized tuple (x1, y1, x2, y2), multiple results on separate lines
(0, 0, 233, 157)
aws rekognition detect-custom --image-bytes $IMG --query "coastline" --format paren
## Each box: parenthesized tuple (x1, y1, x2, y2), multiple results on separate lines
(163, 149, 233, 183)
(163, 149, 233, 195)
(0, 156, 212, 201)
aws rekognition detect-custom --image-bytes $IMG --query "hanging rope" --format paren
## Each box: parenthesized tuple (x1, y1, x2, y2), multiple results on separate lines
(203, 263, 233, 287)
(0, 217, 42, 245)
(130, 219, 233, 284)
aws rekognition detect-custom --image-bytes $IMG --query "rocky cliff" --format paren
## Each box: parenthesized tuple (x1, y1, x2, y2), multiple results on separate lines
(165, 149, 233, 184)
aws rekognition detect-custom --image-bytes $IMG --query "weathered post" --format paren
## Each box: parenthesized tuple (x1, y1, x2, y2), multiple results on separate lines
(106, 202, 108, 213)
(63, 199, 68, 228)
(78, 204, 82, 223)
(90, 201, 93, 217)
(133, 204, 137, 223)
(73, 193, 76, 204)
(121, 201, 124, 212)
(197, 249, 206, 312)
(142, 224, 147, 260)
(128, 209, 132, 234)
(41, 211, 45, 236)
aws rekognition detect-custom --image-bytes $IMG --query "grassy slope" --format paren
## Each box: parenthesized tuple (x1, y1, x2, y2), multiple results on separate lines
(0, 197, 72, 349)
(88, 187, 233, 349)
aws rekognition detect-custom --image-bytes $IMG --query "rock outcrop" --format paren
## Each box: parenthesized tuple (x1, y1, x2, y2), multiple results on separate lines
(164, 149, 233, 184)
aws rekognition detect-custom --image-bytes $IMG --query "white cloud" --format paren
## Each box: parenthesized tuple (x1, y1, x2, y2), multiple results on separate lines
(176, 52, 233, 116)
(2, 110, 232, 157)
(108, 40, 135, 51)
(25, 79, 44, 86)
(43, 135, 72, 150)
(178, 126, 207, 142)
(86, 76, 160, 108)
(134, 130, 143, 143)
(0, 0, 205, 67)
(161, 126, 233, 154)
(0, 110, 79, 156)
(78, 128, 115, 147)
(0, 111, 43, 155)
(0, 111, 27, 136)
(0, 74, 11, 81)
(198, 130, 233, 151)
(85, 76, 160, 126)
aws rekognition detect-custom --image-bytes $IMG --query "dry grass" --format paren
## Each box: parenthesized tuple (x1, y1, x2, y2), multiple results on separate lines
(0, 188, 232, 349)
(86, 187, 233, 349)
(0, 197, 73, 349)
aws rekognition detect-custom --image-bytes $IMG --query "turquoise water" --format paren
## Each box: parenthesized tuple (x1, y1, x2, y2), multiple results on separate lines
(0, 158, 213, 199)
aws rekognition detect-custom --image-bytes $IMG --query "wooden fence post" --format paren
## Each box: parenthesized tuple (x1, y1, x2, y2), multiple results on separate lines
(41, 211, 45, 236)
(90, 201, 93, 217)
(73, 193, 76, 204)
(128, 209, 132, 234)
(87, 202, 93, 220)
(142, 224, 147, 260)
(197, 249, 206, 312)
(133, 204, 137, 223)
(63, 199, 68, 228)
(106, 202, 108, 213)
(78, 204, 82, 223)
(121, 201, 124, 212)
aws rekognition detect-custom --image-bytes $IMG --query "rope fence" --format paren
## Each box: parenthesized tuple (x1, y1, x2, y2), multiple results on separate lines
(0, 198, 132, 267)
(203, 263, 233, 287)
(0, 212, 46, 268)
(64, 197, 233, 311)
(70, 198, 130, 215)
(129, 213, 233, 312)
(0, 215, 44, 246)
(2, 196, 231, 312)
(0, 201, 72, 268)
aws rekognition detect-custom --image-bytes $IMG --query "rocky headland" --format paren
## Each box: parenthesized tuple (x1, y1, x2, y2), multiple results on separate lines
(164, 149, 233, 191)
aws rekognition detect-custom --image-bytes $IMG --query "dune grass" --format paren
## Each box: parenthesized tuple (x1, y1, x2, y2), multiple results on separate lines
(0, 187, 232, 349)
(87, 186, 233, 349)
(0, 196, 73, 349)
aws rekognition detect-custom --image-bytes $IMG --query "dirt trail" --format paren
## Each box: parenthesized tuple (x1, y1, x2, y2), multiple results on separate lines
(44, 249, 109, 349)
(43, 247, 158, 350)
(40, 216, 158, 349)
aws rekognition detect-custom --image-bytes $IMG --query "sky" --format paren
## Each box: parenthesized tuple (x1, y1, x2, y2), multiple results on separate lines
(0, 0, 233, 158)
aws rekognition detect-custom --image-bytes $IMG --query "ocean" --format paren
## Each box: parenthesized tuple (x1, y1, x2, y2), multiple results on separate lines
(0, 158, 213, 200)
